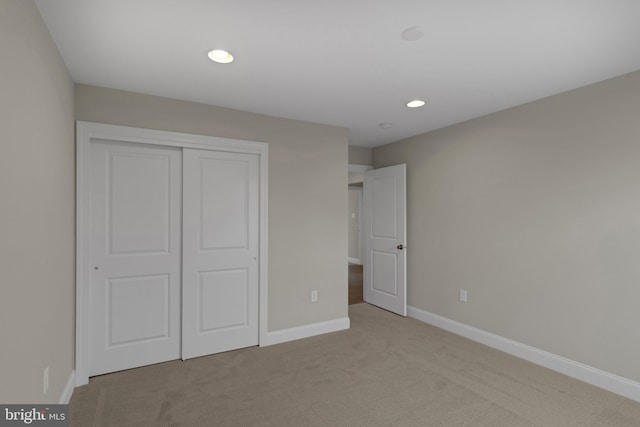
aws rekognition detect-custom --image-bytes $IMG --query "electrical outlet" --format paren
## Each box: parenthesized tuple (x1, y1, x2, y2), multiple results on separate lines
(43, 366, 49, 395)
(459, 289, 468, 303)
(311, 290, 318, 303)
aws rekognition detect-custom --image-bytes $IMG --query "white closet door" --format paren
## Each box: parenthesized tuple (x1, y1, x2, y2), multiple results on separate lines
(89, 141, 182, 376)
(182, 149, 260, 359)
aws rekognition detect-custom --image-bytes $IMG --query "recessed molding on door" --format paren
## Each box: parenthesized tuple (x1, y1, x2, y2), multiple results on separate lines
(76, 121, 269, 386)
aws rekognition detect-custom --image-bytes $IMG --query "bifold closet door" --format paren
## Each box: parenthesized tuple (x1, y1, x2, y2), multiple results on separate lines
(181, 149, 260, 359)
(89, 141, 182, 376)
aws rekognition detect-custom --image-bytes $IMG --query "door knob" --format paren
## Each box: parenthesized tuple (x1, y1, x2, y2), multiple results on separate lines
(397, 244, 404, 250)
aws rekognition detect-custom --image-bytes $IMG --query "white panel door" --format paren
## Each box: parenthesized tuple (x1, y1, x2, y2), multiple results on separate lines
(182, 149, 260, 359)
(89, 141, 182, 376)
(363, 164, 407, 316)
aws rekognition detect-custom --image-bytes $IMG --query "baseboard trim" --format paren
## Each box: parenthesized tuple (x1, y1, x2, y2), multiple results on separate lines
(263, 317, 350, 347)
(59, 370, 75, 404)
(407, 305, 640, 403)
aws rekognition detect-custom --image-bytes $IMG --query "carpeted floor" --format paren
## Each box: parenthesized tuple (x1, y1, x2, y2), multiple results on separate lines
(70, 303, 640, 426)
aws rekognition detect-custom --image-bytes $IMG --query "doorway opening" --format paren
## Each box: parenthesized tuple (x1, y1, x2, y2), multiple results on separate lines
(348, 164, 371, 305)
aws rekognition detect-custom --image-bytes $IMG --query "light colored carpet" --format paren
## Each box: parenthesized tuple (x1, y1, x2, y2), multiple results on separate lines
(70, 303, 640, 426)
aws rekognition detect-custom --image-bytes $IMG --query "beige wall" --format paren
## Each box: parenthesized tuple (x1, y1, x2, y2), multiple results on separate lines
(0, 0, 75, 403)
(75, 85, 349, 331)
(373, 70, 640, 383)
(348, 145, 373, 165)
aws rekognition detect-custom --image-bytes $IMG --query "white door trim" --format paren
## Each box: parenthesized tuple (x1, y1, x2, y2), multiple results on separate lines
(348, 164, 371, 265)
(347, 186, 363, 265)
(75, 121, 269, 386)
(348, 163, 372, 184)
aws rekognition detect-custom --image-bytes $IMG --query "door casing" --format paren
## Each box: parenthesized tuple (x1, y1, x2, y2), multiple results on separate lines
(348, 187, 363, 264)
(348, 164, 372, 266)
(75, 121, 269, 386)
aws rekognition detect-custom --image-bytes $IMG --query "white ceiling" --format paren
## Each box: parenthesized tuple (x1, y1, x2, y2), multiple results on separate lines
(35, 0, 640, 147)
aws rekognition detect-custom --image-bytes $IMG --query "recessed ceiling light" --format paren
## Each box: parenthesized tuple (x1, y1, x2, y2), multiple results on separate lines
(406, 99, 426, 108)
(208, 49, 234, 64)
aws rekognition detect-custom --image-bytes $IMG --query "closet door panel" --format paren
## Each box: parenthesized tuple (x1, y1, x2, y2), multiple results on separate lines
(182, 149, 260, 359)
(89, 141, 181, 376)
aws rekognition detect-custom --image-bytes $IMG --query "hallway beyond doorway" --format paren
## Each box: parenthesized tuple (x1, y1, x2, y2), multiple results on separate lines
(348, 263, 363, 305)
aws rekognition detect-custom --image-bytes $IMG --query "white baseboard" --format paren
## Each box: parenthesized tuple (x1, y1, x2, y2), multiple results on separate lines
(263, 317, 350, 347)
(59, 370, 75, 404)
(407, 305, 640, 403)
(348, 257, 362, 265)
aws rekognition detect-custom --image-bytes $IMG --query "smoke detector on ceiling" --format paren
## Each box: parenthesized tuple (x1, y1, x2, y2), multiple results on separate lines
(401, 26, 425, 41)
